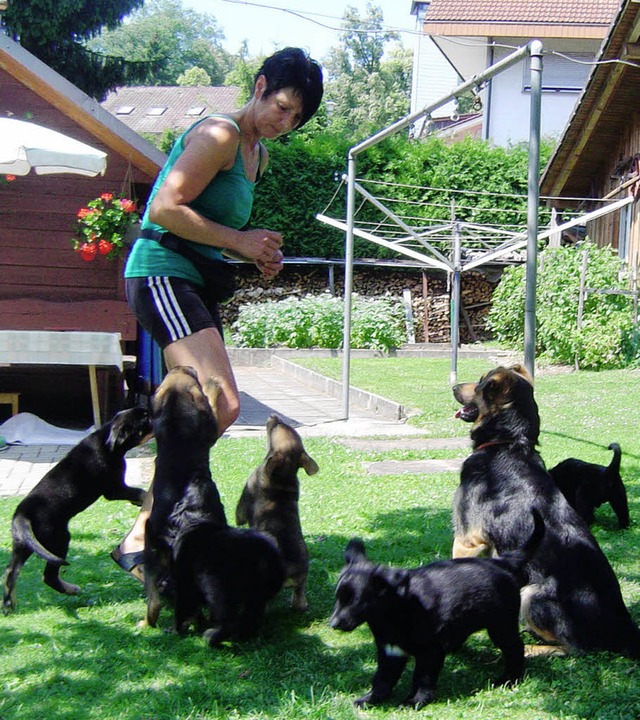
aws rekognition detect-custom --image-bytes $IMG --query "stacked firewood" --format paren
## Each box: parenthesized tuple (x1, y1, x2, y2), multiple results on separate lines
(219, 261, 501, 344)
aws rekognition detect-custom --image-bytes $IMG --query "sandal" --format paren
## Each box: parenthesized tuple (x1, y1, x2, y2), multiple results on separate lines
(110, 547, 145, 584)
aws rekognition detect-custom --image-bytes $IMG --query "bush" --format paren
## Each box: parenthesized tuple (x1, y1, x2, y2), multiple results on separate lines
(488, 244, 639, 369)
(232, 293, 406, 351)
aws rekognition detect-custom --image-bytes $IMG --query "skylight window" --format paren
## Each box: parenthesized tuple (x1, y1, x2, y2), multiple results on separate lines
(147, 107, 167, 116)
(115, 106, 134, 115)
(186, 106, 206, 116)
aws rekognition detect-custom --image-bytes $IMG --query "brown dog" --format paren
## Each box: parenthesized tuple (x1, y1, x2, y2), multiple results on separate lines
(235, 415, 319, 610)
(452, 364, 640, 658)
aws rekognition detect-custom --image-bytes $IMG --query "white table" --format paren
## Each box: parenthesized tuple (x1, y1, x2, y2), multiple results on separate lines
(0, 331, 123, 427)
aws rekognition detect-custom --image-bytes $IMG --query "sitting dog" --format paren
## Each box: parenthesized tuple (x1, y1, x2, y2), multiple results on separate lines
(330, 510, 544, 708)
(452, 364, 640, 658)
(171, 481, 285, 645)
(2, 407, 152, 613)
(143, 366, 226, 628)
(235, 415, 319, 610)
(549, 443, 628, 528)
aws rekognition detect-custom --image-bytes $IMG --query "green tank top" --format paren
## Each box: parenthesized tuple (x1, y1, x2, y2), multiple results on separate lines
(124, 115, 258, 283)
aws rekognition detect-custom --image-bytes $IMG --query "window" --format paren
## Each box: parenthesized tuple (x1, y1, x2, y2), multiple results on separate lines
(115, 106, 134, 115)
(186, 106, 206, 116)
(147, 107, 167, 116)
(523, 52, 593, 92)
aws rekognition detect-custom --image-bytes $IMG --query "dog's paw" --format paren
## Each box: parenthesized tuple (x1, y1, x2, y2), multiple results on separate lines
(402, 689, 436, 709)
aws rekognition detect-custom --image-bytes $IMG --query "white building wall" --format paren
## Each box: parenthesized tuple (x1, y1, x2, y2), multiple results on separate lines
(485, 39, 601, 146)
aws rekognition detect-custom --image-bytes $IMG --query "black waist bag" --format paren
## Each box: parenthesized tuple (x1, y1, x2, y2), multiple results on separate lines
(143, 230, 237, 305)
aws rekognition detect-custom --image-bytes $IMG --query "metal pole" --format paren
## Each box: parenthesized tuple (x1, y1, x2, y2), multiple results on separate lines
(450, 212, 461, 384)
(341, 154, 357, 418)
(524, 40, 543, 377)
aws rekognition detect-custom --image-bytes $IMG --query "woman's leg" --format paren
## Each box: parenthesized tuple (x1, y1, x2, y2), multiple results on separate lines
(162, 326, 240, 434)
(114, 326, 240, 575)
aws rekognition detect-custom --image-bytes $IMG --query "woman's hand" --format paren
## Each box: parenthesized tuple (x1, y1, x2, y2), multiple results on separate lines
(234, 227, 283, 264)
(256, 248, 284, 278)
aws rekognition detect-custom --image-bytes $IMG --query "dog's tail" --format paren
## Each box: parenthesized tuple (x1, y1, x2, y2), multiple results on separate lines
(607, 442, 622, 473)
(495, 509, 544, 585)
(12, 515, 68, 565)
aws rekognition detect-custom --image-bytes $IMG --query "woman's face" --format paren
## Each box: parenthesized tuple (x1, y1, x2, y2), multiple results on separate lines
(254, 78, 304, 139)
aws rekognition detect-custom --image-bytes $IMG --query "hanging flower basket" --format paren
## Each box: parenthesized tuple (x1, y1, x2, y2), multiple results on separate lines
(70, 192, 140, 261)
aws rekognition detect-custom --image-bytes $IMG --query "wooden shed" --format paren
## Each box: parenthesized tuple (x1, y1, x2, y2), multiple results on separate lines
(0, 33, 165, 340)
(540, 0, 640, 271)
(0, 35, 166, 426)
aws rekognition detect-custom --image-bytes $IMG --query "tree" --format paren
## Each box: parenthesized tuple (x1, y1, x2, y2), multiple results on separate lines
(87, 0, 233, 87)
(1, 0, 152, 100)
(177, 67, 212, 86)
(322, 3, 412, 139)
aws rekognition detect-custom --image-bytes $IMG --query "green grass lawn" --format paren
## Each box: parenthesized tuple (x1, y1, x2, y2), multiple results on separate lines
(1, 359, 640, 719)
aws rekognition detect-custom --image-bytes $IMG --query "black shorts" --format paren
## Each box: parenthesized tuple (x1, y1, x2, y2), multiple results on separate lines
(125, 276, 223, 350)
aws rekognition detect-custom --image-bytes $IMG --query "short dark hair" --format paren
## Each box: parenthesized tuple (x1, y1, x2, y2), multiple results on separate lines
(254, 47, 324, 129)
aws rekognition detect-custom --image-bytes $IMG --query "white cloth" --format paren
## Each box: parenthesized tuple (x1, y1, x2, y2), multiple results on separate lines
(0, 330, 122, 369)
(0, 412, 92, 445)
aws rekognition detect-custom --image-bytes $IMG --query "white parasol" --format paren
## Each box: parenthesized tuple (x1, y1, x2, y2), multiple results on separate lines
(0, 118, 107, 177)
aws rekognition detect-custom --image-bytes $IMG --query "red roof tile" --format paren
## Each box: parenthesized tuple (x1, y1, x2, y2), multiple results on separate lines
(424, 0, 620, 26)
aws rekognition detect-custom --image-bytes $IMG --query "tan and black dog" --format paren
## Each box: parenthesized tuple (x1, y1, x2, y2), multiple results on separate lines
(143, 366, 226, 628)
(452, 364, 640, 658)
(3, 407, 152, 613)
(236, 415, 319, 610)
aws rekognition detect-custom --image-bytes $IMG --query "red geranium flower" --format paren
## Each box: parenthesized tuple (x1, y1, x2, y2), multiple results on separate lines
(79, 242, 97, 261)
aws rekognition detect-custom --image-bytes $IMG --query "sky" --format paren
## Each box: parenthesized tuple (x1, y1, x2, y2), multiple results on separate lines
(182, 0, 420, 61)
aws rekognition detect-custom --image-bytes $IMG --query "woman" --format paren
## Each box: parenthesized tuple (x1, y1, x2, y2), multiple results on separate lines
(111, 47, 324, 581)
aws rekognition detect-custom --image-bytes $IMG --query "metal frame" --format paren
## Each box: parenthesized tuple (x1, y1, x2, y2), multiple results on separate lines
(317, 41, 544, 418)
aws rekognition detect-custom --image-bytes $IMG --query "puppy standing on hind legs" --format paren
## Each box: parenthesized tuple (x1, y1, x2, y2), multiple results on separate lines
(142, 366, 225, 629)
(236, 415, 319, 611)
(2, 407, 152, 613)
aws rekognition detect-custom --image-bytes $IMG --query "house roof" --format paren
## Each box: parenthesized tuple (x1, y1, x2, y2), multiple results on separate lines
(101, 86, 242, 135)
(0, 34, 165, 179)
(540, 0, 640, 200)
(422, 0, 620, 37)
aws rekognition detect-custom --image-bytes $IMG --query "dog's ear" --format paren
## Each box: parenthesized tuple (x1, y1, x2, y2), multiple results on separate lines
(300, 451, 319, 476)
(370, 569, 393, 597)
(106, 412, 128, 451)
(510, 363, 534, 386)
(345, 538, 367, 564)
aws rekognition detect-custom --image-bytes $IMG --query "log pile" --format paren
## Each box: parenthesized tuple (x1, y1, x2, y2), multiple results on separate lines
(219, 261, 502, 344)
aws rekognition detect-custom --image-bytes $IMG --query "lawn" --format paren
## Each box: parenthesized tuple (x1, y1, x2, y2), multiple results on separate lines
(1, 359, 640, 719)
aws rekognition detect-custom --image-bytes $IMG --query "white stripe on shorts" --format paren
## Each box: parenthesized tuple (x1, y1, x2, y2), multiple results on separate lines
(148, 277, 191, 342)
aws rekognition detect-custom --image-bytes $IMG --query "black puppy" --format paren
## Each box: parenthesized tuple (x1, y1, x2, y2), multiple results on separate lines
(236, 415, 319, 610)
(549, 443, 628, 528)
(452, 364, 640, 658)
(171, 479, 285, 645)
(2, 407, 152, 613)
(143, 366, 226, 628)
(330, 511, 544, 709)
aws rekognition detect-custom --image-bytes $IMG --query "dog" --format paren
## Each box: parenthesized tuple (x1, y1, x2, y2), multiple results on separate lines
(329, 510, 544, 708)
(452, 364, 640, 658)
(171, 483, 285, 645)
(235, 415, 319, 610)
(2, 407, 152, 613)
(143, 366, 226, 628)
(549, 443, 628, 528)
